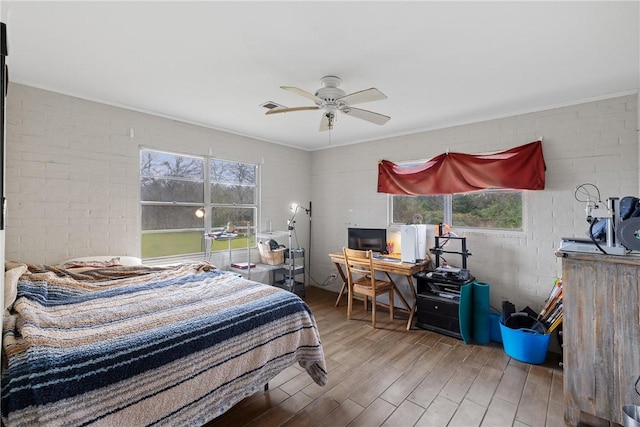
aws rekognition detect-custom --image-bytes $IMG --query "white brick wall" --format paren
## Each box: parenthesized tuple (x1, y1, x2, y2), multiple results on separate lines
(6, 84, 311, 265)
(310, 95, 639, 312)
(6, 83, 638, 314)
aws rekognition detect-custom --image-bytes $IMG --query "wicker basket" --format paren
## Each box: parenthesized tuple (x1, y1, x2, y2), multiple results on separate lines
(258, 242, 285, 265)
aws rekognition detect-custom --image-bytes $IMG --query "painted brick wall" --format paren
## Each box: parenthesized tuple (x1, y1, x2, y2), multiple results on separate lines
(5, 83, 311, 265)
(310, 94, 639, 311)
(6, 82, 638, 314)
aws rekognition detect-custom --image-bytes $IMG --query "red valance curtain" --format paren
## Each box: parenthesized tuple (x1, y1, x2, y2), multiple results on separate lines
(377, 140, 546, 195)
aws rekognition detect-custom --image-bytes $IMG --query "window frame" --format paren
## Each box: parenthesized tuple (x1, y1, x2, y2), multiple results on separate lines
(140, 148, 259, 259)
(206, 156, 259, 237)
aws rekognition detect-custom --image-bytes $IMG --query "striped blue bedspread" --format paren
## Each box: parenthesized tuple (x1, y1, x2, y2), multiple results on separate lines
(1, 262, 327, 426)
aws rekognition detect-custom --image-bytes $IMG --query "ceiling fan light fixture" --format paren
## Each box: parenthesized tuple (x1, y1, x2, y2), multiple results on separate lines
(321, 104, 338, 131)
(327, 112, 335, 130)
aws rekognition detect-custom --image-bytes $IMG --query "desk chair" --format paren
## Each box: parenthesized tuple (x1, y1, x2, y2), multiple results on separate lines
(343, 247, 395, 328)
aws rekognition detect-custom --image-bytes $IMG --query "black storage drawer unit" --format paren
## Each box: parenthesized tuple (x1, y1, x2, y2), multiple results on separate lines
(416, 293, 461, 339)
(417, 294, 458, 317)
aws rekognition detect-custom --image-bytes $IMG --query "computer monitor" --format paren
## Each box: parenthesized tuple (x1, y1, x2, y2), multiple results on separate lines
(347, 228, 387, 254)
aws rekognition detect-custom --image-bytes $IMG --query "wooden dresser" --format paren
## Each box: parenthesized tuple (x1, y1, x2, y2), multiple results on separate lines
(558, 251, 640, 425)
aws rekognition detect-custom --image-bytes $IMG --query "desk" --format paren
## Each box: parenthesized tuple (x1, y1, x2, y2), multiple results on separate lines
(204, 232, 239, 263)
(329, 252, 431, 330)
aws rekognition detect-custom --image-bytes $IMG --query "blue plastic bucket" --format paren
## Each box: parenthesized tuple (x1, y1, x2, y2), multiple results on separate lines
(499, 319, 550, 364)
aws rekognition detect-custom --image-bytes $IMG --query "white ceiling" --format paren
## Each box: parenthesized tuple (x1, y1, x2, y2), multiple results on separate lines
(4, 1, 639, 151)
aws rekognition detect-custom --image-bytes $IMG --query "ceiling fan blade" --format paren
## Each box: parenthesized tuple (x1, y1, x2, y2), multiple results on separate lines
(265, 106, 319, 115)
(337, 88, 387, 105)
(341, 107, 390, 125)
(281, 86, 324, 104)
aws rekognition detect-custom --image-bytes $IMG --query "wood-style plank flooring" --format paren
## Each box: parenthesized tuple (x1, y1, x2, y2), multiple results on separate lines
(208, 286, 566, 427)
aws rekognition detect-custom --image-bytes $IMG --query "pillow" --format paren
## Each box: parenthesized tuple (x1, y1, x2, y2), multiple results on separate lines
(59, 256, 143, 269)
(60, 257, 122, 269)
(109, 256, 143, 266)
(5, 260, 26, 271)
(5, 264, 27, 311)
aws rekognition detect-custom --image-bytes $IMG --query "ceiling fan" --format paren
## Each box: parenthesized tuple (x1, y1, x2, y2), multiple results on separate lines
(265, 76, 390, 131)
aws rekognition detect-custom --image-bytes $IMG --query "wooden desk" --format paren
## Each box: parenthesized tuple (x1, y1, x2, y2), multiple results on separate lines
(329, 252, 431, 330)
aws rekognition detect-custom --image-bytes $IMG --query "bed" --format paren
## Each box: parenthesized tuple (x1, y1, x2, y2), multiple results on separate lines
(1, 258, 327, 426)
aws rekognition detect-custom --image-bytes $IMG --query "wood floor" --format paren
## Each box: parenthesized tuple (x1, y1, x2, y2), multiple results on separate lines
(208, 286, 566, 427)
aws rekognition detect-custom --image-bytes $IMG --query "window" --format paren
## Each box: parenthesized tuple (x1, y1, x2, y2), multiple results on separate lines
(392, 194, 445, 225)
(452, 191, 522, 229)
(389, 158, 523, 230)
(392, 190, 522, 230)
(140, 149, 258, 258)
